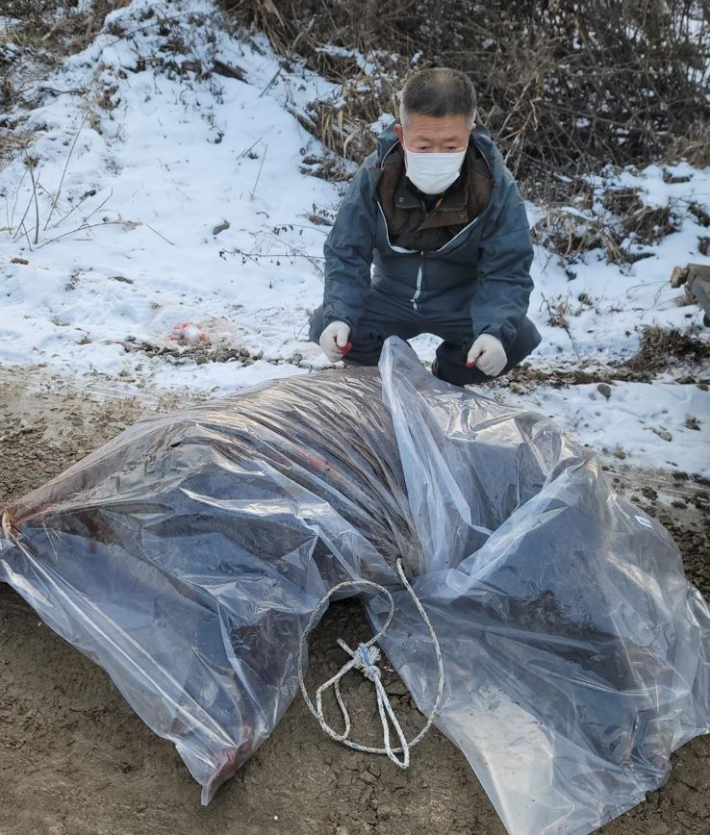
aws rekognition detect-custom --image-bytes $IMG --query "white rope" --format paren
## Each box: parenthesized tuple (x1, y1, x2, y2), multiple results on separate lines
(297, 558, 445, 769)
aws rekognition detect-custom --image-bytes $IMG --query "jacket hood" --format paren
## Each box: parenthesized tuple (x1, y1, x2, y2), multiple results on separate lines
(375, 118, 503, 185)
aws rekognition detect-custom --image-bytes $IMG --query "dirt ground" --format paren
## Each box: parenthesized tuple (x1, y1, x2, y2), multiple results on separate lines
(0, 368, 708, 835)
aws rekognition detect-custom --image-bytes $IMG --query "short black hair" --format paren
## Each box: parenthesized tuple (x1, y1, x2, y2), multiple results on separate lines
(400, 68, 477, 127)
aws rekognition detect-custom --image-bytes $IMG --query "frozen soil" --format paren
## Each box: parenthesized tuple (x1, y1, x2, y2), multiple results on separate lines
(0, 368, 708, 835)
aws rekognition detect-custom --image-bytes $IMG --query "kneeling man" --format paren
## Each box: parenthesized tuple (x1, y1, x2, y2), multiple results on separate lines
(310, 67, 541, 385)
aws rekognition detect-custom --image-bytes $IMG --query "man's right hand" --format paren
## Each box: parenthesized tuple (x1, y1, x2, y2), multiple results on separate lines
(319, 321, 352, 363)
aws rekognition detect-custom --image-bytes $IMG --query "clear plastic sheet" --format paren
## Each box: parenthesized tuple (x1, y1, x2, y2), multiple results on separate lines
(1, 337, 708, 835)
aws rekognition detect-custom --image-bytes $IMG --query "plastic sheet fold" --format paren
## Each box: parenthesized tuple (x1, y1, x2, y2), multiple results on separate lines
(2, 337, 708, 835)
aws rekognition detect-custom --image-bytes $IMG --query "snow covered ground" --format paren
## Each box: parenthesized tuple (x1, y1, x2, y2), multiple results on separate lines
(1, 0, 709, 474)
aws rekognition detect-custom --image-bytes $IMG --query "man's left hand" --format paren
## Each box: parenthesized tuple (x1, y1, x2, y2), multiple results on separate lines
(467, 335, 507, 376)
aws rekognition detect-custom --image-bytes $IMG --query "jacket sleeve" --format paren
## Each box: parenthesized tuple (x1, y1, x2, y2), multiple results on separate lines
(470, 177, 534, 351)
(322, 157, 378, 329)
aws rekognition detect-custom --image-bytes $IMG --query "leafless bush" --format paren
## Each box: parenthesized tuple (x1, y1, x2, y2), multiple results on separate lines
(627, 325, 710, 370)
(0, 0, 131, 160)
(0, 0, 131, 55)
(224, 0, 710, 200)
(532, 207, 630, 266)
(664, 119, 710, 168)
(531, 178, 689, 267)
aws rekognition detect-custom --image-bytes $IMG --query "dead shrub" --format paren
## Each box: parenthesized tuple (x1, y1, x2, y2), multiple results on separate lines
(689, 202, 710, 228)
(224, 0, 710, 196)
(603, 188, 644, 217)
(1, 1, 131, 57)
(621, 204, 679, 246)
(222, 0, 707, 268)
(531, 203, 673, 267)
(665, 120, 710, 169)
(532, 210, 608, 264)
(627, 325, 710, 372)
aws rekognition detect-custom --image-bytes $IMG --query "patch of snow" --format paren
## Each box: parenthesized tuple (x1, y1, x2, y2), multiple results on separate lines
(1, 0, 340, 387)
(0, 0, 708, 476)
(503, 382, 709, 476)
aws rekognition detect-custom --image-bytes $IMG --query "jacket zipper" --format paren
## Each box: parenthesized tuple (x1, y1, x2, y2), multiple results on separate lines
(411, 253, 424, 311)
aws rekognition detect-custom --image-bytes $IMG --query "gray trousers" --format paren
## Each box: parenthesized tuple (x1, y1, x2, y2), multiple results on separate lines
(309, 291, 541, 386)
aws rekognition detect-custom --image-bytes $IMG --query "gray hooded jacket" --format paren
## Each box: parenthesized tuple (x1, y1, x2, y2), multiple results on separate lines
(322, 121, 535, 351)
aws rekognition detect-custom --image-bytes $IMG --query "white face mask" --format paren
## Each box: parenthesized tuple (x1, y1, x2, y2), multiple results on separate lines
(403, 145, 466, 195)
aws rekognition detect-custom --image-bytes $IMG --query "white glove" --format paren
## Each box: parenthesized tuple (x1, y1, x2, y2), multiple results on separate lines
(467, 334, 507, 377)
(319, 321, 352, 363)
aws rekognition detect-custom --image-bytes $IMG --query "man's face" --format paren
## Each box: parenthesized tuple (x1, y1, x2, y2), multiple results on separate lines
(394, 113, 472, 154)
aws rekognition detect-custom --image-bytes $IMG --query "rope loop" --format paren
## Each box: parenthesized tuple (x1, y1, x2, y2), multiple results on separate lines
(298, 558, 445, 770)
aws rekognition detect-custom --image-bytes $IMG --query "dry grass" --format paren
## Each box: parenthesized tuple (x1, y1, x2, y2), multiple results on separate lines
(218, 0, 709, 269)
(664, 120, 710, 169)
(530, 179, 689, 268)
(0, 0, 131, 56)
(689, 202, 710, 228)
(223, 0, 710, 198)
(3, 1, 707, 270)
(627, 325, 710, 371)
(533, 210, 662, 268)
(0, 1, 131, 162)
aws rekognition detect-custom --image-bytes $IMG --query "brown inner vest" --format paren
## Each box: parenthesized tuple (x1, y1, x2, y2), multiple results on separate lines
(376, 141, 493, 252)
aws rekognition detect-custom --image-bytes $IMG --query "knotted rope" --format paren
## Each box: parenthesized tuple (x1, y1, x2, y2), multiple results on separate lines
(297, 558, 444, 769)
